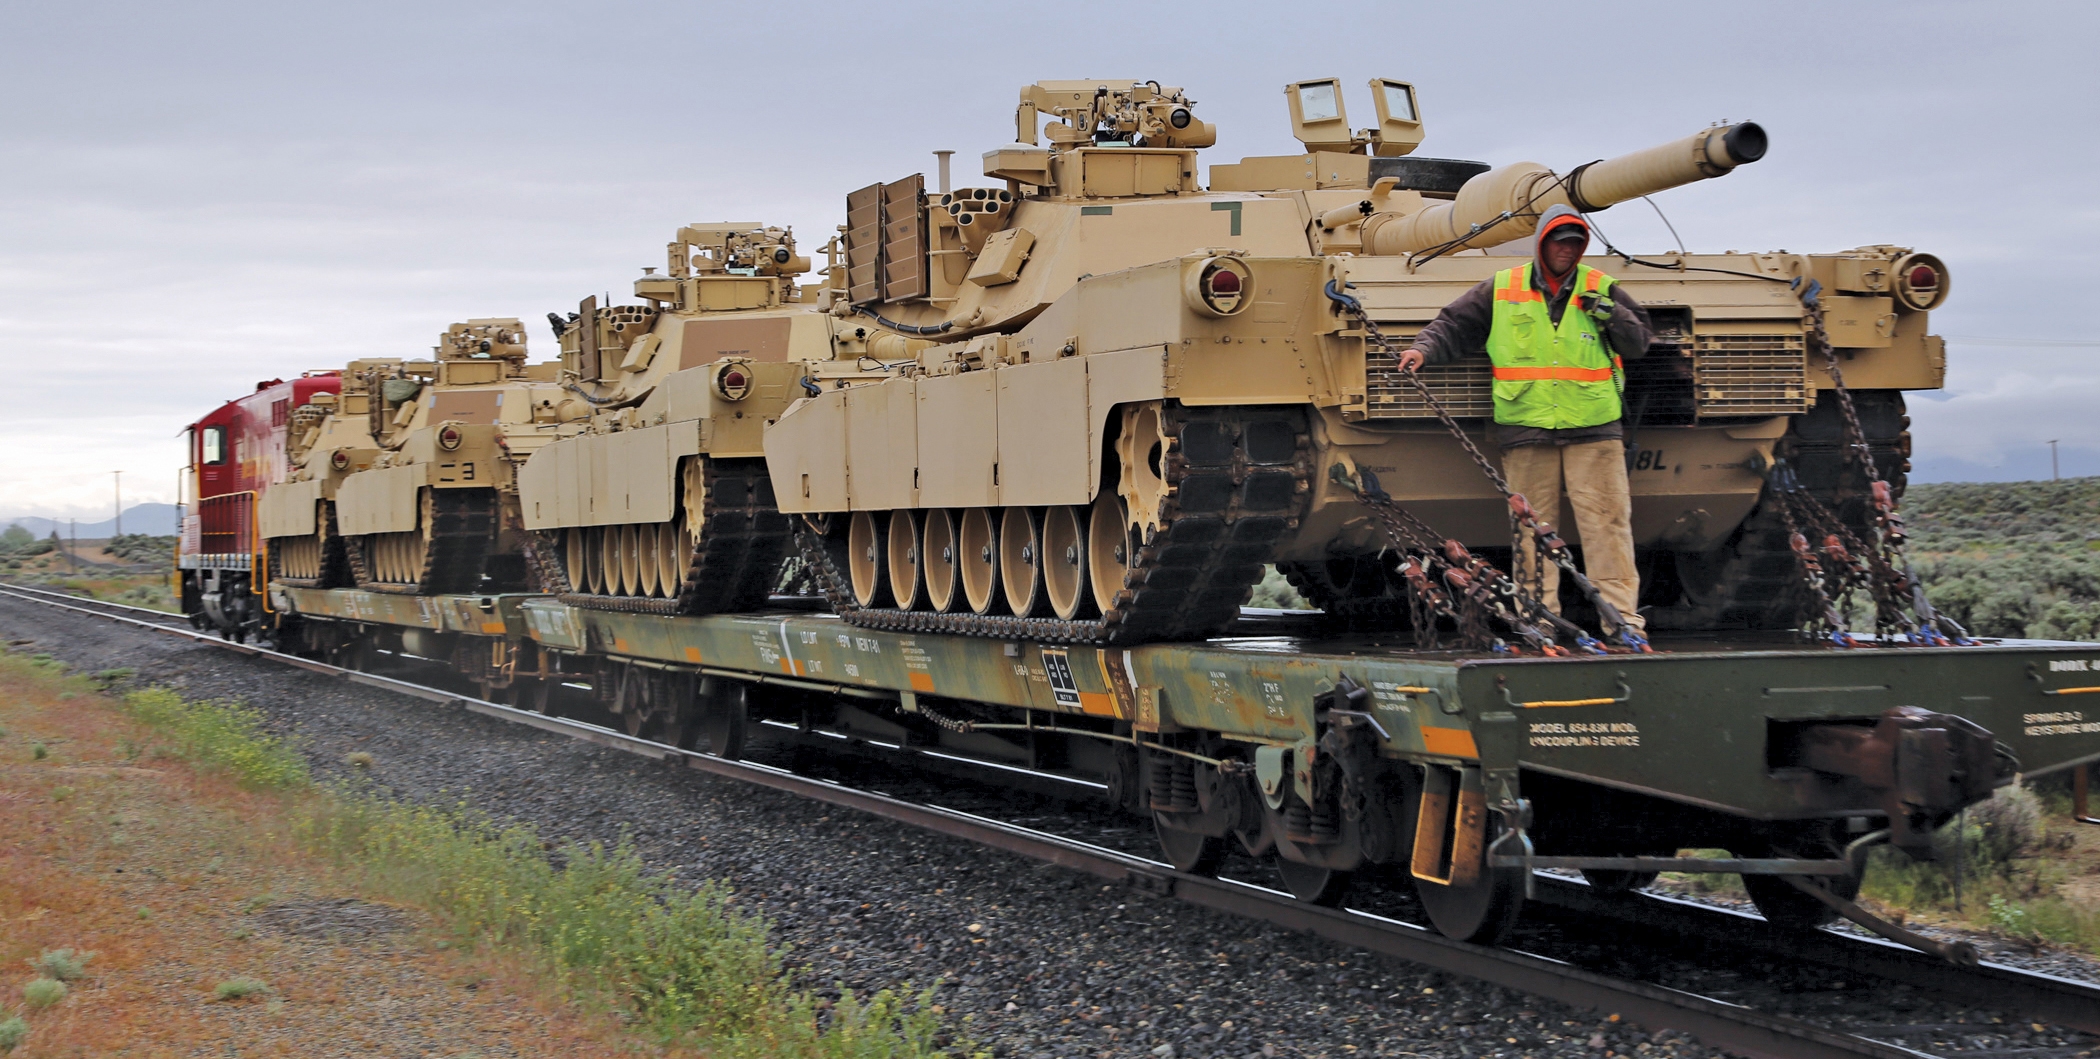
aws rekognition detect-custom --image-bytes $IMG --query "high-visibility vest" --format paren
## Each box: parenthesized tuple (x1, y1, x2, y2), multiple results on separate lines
(1483, 262, 1625, 430)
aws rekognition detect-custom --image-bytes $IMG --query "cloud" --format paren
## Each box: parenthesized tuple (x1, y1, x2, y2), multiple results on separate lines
(0, 0, 2093, 514)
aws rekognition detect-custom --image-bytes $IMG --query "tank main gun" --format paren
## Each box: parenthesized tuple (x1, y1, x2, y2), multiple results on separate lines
(1360, 122, 1768, 257)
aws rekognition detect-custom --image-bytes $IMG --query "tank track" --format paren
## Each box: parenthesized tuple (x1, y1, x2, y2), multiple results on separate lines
(547, 457, 791, 616)
(1650, 391, 1911, 630)
(801, 404, 1312, 645)
(1276, 556, 1412, 631)
(344, 488, 498, 596)
(270, 502, 350, 590)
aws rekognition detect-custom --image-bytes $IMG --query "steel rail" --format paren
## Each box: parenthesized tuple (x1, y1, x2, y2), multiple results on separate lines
(1532, 875, 2100, 1033)
(0, 585, 2082, 1056)
(24, 587, 2095, 1028)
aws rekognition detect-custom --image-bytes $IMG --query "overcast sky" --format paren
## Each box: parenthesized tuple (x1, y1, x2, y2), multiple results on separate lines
(3, 0, 2095, 521)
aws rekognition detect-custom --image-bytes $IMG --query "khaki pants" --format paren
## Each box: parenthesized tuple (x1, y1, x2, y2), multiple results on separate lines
(1500, 439, 1645, 635)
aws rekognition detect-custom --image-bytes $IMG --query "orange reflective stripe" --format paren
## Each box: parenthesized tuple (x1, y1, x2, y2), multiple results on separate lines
(1495, 264, 1543, 302)
(1584, 268, 1604, 293)
(1492, 365, 1617, 382)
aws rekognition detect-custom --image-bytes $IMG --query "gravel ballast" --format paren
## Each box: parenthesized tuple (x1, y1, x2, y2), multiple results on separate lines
(3, 594, 2092, 1059)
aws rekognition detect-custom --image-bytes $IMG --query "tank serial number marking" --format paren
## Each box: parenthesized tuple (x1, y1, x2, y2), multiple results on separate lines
(2025, 710, 2100, 736)
(2048, 659, 2094, 671)
(1529, 721, 1641, 748)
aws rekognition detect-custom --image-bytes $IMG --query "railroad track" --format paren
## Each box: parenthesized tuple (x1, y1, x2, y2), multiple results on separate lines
(4, 582, 2095, 1059)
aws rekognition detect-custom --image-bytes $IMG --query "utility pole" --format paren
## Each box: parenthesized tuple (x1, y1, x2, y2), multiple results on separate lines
(2049, 440, 2060, 482)
(113, 470, 122, 538)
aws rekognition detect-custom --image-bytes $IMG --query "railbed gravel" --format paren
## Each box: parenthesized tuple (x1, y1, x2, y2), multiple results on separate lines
(2, 594, 2092, 1059)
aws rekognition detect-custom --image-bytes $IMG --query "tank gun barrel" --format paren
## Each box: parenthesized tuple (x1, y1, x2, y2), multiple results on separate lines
(1362, 122, 1766, 257)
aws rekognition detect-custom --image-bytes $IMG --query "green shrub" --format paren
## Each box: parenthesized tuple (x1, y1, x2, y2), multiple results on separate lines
(30, 949, 92, 982)
(20, 980, 64, 1011)
(214, 977, 268, 1001)
(0, 1014, 27, 1054)
(1247, 565, 1312, 610)
(120, 688, 308, 790)
(301, 797, 947, 1056)
(29, 742, 45, 761)
(91, 668, 135, 689)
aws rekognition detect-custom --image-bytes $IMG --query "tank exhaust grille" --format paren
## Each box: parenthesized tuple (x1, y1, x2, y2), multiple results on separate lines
(1363, 326, 1810, 421)
(1693, 334, 1810, 416)
(1365, 338, 1497, 419)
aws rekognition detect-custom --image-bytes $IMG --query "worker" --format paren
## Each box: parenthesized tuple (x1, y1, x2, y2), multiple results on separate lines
(1394, 204, 1654, 642)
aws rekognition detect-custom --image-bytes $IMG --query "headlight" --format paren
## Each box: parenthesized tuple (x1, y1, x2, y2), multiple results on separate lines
(1184, 256, 1253, 318)
(715, 362, 753, 401)
(1892, 252, 1948, 311)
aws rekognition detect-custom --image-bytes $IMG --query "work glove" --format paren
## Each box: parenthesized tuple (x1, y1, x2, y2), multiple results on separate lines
(1579, 293, 1616, 325)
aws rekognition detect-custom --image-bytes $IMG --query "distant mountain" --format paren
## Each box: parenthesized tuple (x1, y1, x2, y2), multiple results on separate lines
(1, 503, 180, 538)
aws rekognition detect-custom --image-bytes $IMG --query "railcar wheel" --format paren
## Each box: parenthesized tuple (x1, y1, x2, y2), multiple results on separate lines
(886, 509, 923, 611)
(526, 678, 554, 715)
(1277, 859, 1353, 906)
(1153, 814, 1226, 875)
(959, 508, 1003, 615)
(923, 509, 960, 613)
(848, 511, 888, 608)
(1742, 866, 1859, 929)
(1581, 869, 1660, 895)
(1414, 864, 1525, 945)
(1000, 506, 1048, 617)
(1042, 504, 1090, 620)
(698, 679, 748, 760)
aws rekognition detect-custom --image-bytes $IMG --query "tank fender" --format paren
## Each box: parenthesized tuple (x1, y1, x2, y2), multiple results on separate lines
(335, 463, 422, 535)
(517, 421, 697, 530)
(258, 479, 324, 538)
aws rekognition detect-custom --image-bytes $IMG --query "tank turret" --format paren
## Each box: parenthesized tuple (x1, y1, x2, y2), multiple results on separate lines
(515, 222, 895, 619)
(260, 322, 569, 596)
(766, 76, 1948, 644)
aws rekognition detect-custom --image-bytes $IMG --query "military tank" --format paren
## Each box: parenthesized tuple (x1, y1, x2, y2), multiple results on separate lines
(514, 223, 904, 614)
(765, 78, 1947, 643)
(260, 320, 571, 596)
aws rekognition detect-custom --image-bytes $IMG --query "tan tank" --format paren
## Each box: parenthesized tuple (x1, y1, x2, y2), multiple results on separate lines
(764, 78, 1946, 642)
(514, 223, 899, 613)
(259, 320, 570, 595)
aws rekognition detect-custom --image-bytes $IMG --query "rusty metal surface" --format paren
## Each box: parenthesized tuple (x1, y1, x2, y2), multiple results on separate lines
(9, 583, 2094, 1057)
(262, 587, 2100, 816)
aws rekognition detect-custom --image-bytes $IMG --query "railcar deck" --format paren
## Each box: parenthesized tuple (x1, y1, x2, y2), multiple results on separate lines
(275, 587, 2100, 810)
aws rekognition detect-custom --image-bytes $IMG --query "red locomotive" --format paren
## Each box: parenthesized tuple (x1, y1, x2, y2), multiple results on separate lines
(177, 373, 342, 639)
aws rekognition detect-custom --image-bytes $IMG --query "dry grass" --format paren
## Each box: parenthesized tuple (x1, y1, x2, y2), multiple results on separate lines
(0, 650, 671, 1057)
(0, 649, 961, 1058)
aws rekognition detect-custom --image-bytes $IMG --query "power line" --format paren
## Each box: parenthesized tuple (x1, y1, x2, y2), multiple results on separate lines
(1943, 336, 2100, 348)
